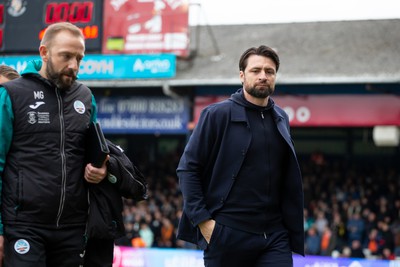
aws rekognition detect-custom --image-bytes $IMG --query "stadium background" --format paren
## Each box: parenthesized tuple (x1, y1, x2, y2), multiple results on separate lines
(1, 0, 399, 266)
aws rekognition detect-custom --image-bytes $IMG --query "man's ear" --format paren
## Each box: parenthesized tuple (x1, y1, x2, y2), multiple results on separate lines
(239, 70, 244, 84)
(39, 45, 48, 62)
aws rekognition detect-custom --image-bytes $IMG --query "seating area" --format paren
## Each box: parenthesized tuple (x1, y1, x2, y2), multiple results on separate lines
(115, 147, 400, 260)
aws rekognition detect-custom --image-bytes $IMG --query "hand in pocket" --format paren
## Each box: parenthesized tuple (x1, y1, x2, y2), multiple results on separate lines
(198, 219, 216, 244)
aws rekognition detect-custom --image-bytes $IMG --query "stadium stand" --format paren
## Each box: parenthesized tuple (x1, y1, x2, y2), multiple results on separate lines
(115, 146, 400, 260)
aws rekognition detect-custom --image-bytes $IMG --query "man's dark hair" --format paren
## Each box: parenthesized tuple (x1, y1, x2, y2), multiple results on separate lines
(0, 65, 20, 80)
(239, 45, 280, 72)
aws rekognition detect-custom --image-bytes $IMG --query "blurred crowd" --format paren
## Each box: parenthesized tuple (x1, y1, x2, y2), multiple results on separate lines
(115, 147, 400, 260)
(302, 152, 400, 260)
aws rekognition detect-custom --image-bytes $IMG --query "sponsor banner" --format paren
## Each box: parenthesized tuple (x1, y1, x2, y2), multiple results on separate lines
(112, 247, 397, 267)
(0, 54, 176, 79)
(113, 247, 204, 267)
(194, 95, 400, 127)
(97, 96, 189, 134)
(102, 0, 189, 57)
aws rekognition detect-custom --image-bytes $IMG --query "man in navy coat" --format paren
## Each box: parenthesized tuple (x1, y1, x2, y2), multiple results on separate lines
(177, 45, 304, 267)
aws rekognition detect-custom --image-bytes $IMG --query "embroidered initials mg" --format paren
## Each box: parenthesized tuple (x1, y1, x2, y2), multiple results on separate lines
(33, 91, 44, 99)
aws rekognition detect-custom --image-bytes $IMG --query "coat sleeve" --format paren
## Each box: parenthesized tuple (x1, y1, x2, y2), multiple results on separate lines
(177, 106, 216, 227)
(90, 94, 97, 123)
(0, 87, 14, 235)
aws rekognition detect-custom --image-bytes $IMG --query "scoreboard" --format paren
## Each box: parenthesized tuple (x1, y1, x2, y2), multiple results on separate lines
(0, 0, 102, 53)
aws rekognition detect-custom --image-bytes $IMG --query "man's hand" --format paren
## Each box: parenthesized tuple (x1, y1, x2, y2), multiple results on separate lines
(198, 219, 216, 244)
(84, 155, 109, 184)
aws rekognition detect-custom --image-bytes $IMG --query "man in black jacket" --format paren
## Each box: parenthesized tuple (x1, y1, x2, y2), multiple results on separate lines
(177, 45, 304, 267)
(0, 22, 108, 266)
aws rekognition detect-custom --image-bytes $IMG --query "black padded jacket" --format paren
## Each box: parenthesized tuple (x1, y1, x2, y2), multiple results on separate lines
(2, 73, 93, 229)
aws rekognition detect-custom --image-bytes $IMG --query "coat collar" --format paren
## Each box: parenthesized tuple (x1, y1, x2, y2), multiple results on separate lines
(230, 98, 286, 123)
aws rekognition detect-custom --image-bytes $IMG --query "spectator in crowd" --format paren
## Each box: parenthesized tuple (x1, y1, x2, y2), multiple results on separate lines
(377, 197, 392, 224)
(304, 208, 314, 235)
(378, 221, 395, 254)
(364, 228, 381, 257)
(350, 240, 365, 259)
(320, 225, 335, 256)
(347, 212, 365, 245)
(131, 233, 146, 248)
(150, 210, 163, 247)
(331, 211, 347, 252)
(159, 218, 175, 248)
(314, 210, 329, 236)
(341, 246, 352, 258)
(139, 222, 154, 248)
(382, 247, 396, 260)
(364, 210, 378, 238)
(305, 226, 320, 255)
(115, 221, 136, 247)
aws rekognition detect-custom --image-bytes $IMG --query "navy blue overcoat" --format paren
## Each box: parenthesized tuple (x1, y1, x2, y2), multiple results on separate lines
(177, 91, 305, 256)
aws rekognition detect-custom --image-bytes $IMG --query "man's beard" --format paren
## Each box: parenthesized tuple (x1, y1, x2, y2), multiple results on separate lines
(245, 85, 274, 99)
(46, 58, 77, 90)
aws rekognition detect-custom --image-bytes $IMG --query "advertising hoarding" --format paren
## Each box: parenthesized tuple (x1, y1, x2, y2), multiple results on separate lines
(97, 96, 189, 134)
(102, 0, 189, 57)
(194, 95, 400, 127)
(0, 54, 176, 79)
(112, 247, 399, 267)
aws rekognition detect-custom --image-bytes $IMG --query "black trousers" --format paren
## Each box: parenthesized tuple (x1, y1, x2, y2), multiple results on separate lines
(84, 238, 114, 267)
(203, 223, 293, 267)
(4, 224, 86, 267)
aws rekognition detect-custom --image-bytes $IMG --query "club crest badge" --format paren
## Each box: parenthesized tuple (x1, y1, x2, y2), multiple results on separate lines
(7, 0, 27, 17)
(27, 111, 37, 124)
(74, 100, 86, 114)
(14, 239, 30, 254)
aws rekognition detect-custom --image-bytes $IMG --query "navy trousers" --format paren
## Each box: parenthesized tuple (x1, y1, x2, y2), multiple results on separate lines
(203, 223, 293, 267)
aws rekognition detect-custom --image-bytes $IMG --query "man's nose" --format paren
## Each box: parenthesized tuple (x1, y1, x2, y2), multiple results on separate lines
(68, 59, 79, 70)
(259, 71, 268, 80)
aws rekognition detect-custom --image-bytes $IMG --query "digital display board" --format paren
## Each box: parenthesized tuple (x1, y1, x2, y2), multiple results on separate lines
(0, 0, 102, 53)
